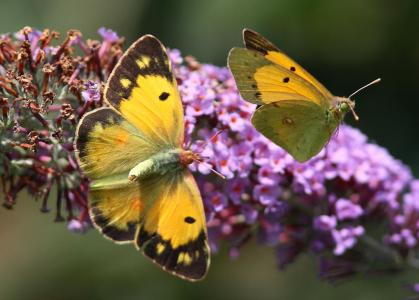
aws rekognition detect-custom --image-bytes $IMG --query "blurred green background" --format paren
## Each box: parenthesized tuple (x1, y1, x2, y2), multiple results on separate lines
(1, 0, 419, 299)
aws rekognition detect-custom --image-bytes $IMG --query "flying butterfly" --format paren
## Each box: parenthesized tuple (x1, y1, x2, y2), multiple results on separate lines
(228, 29, 380, 162)
(74, 35, 210, 281)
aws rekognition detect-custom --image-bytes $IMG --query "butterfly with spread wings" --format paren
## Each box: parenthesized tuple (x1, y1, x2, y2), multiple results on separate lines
(74, 35, 210, 281)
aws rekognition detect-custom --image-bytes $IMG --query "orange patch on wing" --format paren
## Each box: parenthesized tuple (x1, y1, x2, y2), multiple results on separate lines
(116, 131, 129, 146)
(131, 198, 144, 211)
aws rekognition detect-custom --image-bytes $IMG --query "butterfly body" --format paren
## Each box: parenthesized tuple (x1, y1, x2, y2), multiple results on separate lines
(74, 35, 210, 281)
(127, 149, 200, 182)
(228, 29, 356, 162)
(325, 96, 354, 122)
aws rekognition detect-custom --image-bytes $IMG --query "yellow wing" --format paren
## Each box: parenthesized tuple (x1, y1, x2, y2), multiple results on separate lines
(104, 35, 184, 148)
(89, 184, 143, 244)
(243, 28, 333, 100)
(75, 107, 158, 178)
(228, 29, 333, 107)
(75, 107, 154, 242)
(135, 170, 210, 281)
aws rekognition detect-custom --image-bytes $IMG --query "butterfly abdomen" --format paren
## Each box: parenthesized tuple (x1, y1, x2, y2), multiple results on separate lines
(128, 149, 185, 181)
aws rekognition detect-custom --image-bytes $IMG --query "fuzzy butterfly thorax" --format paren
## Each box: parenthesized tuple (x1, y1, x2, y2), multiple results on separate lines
(179, 150, 202, 166)
(330, 97, 355, 120)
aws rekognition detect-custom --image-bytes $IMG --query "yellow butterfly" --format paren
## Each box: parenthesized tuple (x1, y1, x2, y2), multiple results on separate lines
(228, 29, 379, 162)
(74, 35, 210, 281)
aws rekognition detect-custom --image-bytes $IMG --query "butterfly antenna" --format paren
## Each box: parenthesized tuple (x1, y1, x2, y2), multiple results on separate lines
(192, 157, 226, 180)
(347, 102, 360, 121)
(195, 129, 224, 152)
(209, 168, 227, 180)
(191, 129, 226, 179)
(348, 78, 381, 99)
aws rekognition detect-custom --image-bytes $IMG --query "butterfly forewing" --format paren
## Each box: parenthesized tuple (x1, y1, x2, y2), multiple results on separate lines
(75, 107, 158, 178)
(104, 35, 184, 148)
(228, 47, 326, 106)
(243, 28, 333, 102)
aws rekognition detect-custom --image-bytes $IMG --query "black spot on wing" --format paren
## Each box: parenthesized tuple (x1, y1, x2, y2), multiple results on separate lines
(75, 108, 123, 161)
(283, 77, 290, 83)
(137, 227, 209, 280)
(184, 216, 196, 224)
(159, 92, 170, 101)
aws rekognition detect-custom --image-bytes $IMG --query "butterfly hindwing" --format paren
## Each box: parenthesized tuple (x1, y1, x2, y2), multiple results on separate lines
(135, 171, 210, 281)
(243, 28, 333, 101)
(104, 35, 184, 148)
(252, 100, 340, 162)
(89, 184, 142, 243)
(228, 47, 325, 106)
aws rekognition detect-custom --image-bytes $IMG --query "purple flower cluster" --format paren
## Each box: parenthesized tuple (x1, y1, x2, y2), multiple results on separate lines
(0, 27, 122, 227)
(2, 28, 419, 291)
